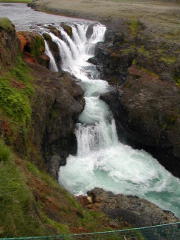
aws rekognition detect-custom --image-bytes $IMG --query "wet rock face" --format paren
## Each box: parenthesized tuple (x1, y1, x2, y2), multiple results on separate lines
(30, 64, 84, 178)
(43, 32, 61, 70)
(87, 188, 179, 227)
(61, 23, 72, 37)
(0, 18, 19, 68)
(42, 23, 73, 71)
(94, 19, 180, 178)
(101, 71, 180, 178)
(91, 20, 137, 85)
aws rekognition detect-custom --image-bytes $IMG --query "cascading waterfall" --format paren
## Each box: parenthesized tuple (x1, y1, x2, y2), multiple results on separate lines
(44, 40, 58, 72)
(45, 23, 180, 217)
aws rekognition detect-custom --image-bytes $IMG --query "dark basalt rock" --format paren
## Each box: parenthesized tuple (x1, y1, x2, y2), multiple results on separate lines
(46, 25, 61, 38)
(94, 20, 180, 178)
(61, 23, 72, 37)
(93, 19, 180, 86)
(87, 188, 179, 227)
(0, 19, 85, 179)
(43, 32, 61, 70)
(101, 71, 180, 177)
(30, 64, 85, 178)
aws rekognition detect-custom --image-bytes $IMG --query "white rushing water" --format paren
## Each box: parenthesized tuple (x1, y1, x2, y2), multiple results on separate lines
(45, 23, 180, 217)
(44, 40, 59, 72)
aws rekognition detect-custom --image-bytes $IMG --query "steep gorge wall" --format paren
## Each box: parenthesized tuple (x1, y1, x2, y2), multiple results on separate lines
(92, 19, 180, 178)
(0, 19, 85, 179)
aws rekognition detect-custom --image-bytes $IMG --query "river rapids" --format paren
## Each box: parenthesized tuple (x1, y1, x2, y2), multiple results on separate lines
(44, 23, 180, 218)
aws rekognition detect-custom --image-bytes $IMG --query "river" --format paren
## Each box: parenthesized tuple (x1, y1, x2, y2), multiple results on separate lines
(1, 2, 180, 218)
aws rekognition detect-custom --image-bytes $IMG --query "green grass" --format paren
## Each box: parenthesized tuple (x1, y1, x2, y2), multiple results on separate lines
(137, 46, 150, 57)
(129, 19, 140, 36)
(160, 56, 177, 64)
(0, 143, 46, 237)
(30, 35, 45, 58)
(0, 18, 13, 31)
(174, 74, 180, 86)
(0, 57, 33, 125)
(0, 140, 12, 162)
(26, 161, 120, 234)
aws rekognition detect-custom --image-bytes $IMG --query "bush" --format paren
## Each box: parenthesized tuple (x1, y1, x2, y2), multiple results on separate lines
(0, 140, 12, 162)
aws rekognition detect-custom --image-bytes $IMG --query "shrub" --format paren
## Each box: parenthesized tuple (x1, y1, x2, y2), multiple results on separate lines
(0, 140, 12, 162)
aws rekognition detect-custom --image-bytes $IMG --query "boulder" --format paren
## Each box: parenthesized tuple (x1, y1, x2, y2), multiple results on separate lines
(61, 23, 72, 37)
(46, 25, 61, 38)
(87, 188, 179, 227)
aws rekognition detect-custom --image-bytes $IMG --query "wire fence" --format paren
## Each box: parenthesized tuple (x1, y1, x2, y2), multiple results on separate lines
(1, 222, 180, 240)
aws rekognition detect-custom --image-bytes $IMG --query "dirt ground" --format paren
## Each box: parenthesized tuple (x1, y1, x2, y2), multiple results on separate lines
(34, 0, 180, 41)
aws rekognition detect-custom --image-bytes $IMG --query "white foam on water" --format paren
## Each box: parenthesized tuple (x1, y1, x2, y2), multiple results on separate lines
(45, 23, 180, 217)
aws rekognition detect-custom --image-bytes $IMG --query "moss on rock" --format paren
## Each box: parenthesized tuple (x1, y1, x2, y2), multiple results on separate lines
(61, 23, 72, 37)
(0, 57, 33, 125)
(0, 18, 13, 31)
(160, 56, 177, 64)
(0, 18, 19, 69)
(128, 19, 141, 37)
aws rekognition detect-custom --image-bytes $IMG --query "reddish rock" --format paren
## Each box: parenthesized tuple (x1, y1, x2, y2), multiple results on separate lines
(17, 31, 49, 68)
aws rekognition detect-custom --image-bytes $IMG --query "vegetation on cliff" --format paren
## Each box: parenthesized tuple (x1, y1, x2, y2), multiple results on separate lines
(0, 139, 115, 237)
(0, 18, 127, 237)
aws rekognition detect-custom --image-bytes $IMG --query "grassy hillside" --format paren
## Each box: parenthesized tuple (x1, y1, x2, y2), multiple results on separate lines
(0, 139, 111, 237)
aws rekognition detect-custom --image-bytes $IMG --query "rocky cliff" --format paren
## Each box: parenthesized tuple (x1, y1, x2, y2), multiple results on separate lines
(91, 19, 180, 178)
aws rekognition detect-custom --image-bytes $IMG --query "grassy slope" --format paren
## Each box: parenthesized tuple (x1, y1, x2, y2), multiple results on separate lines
(0, 140, 113, 237)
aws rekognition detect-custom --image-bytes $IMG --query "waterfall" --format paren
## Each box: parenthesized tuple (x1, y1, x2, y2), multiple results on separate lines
(44, 40, 58, 72)
(45, 23, 180, 217)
